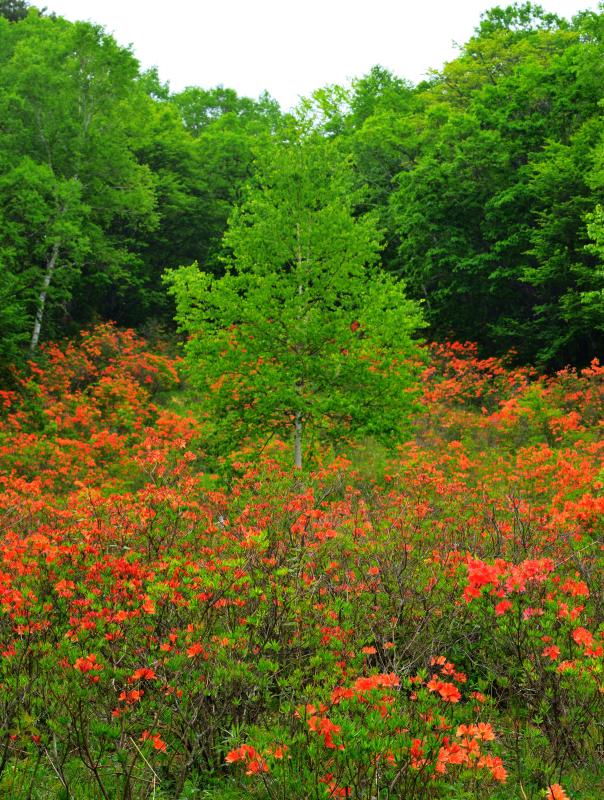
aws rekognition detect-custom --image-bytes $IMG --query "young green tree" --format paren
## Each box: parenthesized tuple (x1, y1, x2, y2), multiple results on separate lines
(166, 131, 424, 469)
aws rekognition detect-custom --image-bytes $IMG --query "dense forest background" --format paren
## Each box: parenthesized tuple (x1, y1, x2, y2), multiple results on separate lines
(0, 0, 603, 373)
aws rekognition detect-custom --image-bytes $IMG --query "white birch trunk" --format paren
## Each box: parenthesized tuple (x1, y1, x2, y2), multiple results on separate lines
(30, 241, 59, 353)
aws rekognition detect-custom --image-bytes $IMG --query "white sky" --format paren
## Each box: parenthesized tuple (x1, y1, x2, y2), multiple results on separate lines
(47, 0, 600, 109)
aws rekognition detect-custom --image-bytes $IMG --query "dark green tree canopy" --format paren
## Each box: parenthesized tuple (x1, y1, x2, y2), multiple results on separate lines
(0, 0, 30, 22)
(382, 4, 604, 366)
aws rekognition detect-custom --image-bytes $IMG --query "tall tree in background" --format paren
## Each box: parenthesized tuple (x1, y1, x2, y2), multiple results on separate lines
(347, 67, 422, 271)
(389, 3, 604, 366)
(166, 128, 424, 468)
(169, 86, 281, 273)
(0, 10, 156, 351)
(131, 84, 282, 324)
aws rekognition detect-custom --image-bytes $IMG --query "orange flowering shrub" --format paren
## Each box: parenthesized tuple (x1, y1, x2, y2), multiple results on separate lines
(0, 327, 600, 798)
(226, 662, 506, 798)
(0, 323, 192, 491)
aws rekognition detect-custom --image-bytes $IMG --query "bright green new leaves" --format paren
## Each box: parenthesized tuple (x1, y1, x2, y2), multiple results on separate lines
(166, 133, 424, 467)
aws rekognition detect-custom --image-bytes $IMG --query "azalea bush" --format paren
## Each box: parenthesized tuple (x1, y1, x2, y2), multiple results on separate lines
(0, 326, 601, 799)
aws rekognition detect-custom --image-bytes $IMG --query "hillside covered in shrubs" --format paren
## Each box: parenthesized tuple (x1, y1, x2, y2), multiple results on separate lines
(0, 326, 600, 798)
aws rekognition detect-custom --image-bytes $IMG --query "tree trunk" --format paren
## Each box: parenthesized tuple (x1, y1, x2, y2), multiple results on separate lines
(30, 241, 59, 353)
(294, 412, 303, 470)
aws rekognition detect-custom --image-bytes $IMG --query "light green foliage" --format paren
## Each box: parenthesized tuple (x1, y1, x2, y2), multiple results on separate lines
(166, 129, 424, 467)
(171, 85, 281, 138)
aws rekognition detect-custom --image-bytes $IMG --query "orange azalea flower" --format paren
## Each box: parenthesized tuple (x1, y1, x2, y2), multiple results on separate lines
(427, 676, 461, 703)
(225, 744, 268, 775)
(140, 731, 167, 752)
(308, 714, 342, 750)
(130, 667, 157, 682)
(495, 599, 513, 615)
(119, 689, 144, 704)
(141, 596, 156, 614)
(476, 722, 496, 741)
(186, 642, 206, 658)
(331, 686, 355, 704)
(545, 783, 570, 800)
(572, 627, 593, 648)
(73, 654, 102, 673)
